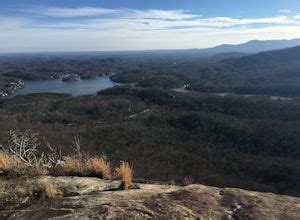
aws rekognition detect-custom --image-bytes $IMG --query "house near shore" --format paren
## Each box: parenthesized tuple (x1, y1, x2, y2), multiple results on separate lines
(62, 74, 80, 82)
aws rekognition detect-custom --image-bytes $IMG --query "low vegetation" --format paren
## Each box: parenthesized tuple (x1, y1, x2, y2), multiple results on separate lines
(0, 130, 132, 188)
(116, 161, 133, 189)
(1, 46, 300, 197)
(88, 156, 111, 179)
(0, 89, 299, 196)
(0, 151, 23, 173)
(37, 179, 62, 199)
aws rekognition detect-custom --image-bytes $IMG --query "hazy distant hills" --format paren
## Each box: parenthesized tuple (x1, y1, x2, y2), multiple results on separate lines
(118, 38, 300, 60)
(203, 38, 300, 55)
(224, 45, 300, 79)
(187, 43, 300, 97)
(1, 39, 300, 61)
(136, 38, 300, 59)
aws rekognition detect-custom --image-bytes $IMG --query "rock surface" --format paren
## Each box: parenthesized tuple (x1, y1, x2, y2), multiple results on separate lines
(1, 176, 300, 219)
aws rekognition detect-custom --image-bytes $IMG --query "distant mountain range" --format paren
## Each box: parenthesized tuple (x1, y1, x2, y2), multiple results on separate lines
(125, 38, 300, 60)
(1, 39, 300, 62)
(188, 43, 300, 97)
(203, 38, 300, 55)
(224, 44, 300, 79)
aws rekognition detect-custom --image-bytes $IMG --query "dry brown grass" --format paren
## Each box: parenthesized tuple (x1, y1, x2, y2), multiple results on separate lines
(1, 149, 128, 183)
(50, 155, 113, 178)
(1, 131, 116, 179)
(0, 151, 11, 171)
(183, 176, 195, 186)
(38, 179, 62, 199)
(60, 156, 84, 176)
(0, 177, 37, 210)
(87, 156, 111, 179)
(0, 151, 50, 176)
(0, 177, 62, 210)
(0, 151, 25, 174)
(116, 161, 133, 189)
(32, 162, 49, 176)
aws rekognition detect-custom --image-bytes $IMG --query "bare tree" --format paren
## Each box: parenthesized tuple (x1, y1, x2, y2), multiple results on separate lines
(4, 130, 40, 166)
(72, 135, 82, 158)
(1, 130, 84, 168)
(41, 138, 63, 167)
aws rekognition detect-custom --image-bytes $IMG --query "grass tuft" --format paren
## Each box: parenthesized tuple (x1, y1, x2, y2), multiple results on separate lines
(88, 156, 111, 179)
(0, 151, 11, 171)
(0, 151, 25, 174)
(32, 162, 49, 176)
(116, 161, 133, 189)
(61, 156, 84, 176)
(183, 176, 195, 186)
(38, 179, 62, 199)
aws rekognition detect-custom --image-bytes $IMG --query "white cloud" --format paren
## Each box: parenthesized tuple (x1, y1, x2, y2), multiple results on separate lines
(294, 14, 300, 19)
(26, 15, 294, 32)
(20, 6, 198, 20)
(1, 6, 300, 52)
(22, 6, 121, 17)
(126, 9, 199, 20)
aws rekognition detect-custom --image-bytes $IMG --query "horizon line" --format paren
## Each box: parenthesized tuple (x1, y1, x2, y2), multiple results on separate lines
(1, 38, 300, 55)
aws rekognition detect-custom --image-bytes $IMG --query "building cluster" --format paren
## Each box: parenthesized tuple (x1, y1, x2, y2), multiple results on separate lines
(0, 80, 24, 97)
(62, 73, 80, 81)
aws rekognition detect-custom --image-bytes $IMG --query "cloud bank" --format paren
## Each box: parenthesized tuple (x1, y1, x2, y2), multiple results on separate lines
(1, 6, 300, 52)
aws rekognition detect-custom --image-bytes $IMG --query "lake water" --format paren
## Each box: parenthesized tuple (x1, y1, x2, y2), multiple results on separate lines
(11, 76, 119, 97)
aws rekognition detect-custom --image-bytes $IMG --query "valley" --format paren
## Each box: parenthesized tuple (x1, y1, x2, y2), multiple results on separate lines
(0, 40, 300, 198)
(1, 0, 300, 218)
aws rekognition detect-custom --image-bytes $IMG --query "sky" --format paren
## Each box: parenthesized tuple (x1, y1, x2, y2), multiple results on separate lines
(1, 0, 300, 52)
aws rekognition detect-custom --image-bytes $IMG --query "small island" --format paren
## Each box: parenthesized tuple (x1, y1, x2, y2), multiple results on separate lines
(62, 73, 80, 82)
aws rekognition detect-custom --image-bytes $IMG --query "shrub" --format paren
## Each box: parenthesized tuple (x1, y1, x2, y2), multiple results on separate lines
(116, 161, 133, 189)
(0, 151, 25, 174)
(50, 155, 114, 178)
(183, 176, 195, 186)
(32, 162, 49, 176)
(0, 151, 11, 171)
(1, 131, 119, 180)
(6, 130, 40, 166)
(60, 156, 84, 176)
(87, 156, 111, 179)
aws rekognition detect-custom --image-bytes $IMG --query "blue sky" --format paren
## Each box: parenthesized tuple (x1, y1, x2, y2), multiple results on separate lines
(1, 0, 300, 52)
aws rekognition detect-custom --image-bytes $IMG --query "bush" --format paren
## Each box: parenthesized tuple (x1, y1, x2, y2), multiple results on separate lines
(50, 155, 112, 179)
(116, 161, 133, 189)
(58, 156, 86, 176)
(0, 151, 25, 174)
(1, 131, 134, 184)
(87, 156, 111, 179)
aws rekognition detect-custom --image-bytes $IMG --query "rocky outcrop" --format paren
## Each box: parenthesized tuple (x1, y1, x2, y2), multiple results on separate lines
(1, 176, 300, 219)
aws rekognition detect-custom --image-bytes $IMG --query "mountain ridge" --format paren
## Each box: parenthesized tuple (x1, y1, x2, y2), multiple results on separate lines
(1, 39, 300, 58)
(204, 38, 300, 55)
(223, 44, 300, 78)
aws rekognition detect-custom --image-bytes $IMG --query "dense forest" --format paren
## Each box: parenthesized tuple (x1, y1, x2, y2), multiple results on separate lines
(0, 45, 299, 196)
(0, 88, 299, 196)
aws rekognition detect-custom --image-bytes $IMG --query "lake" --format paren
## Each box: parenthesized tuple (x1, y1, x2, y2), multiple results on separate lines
(10, 76, 119, 97)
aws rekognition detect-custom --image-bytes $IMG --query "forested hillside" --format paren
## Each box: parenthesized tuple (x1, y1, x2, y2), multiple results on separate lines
(186, 45, 300, 96)
(0, 44, 300, 196)
(1, 89, 299, 196)
(224, 45, 300, 78)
